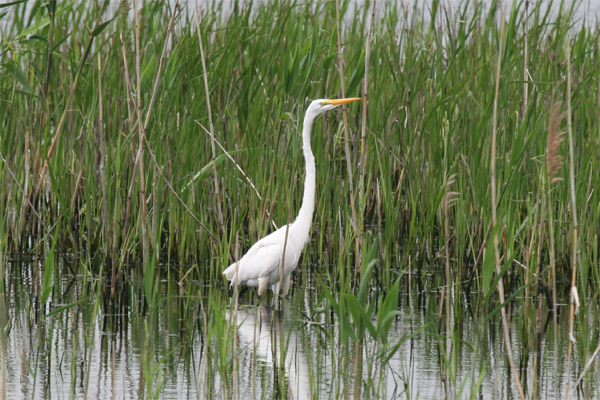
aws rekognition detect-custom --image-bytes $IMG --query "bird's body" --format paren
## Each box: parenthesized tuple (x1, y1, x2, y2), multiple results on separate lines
(224, 222, 304, 295)
(223, 97, 360, 296)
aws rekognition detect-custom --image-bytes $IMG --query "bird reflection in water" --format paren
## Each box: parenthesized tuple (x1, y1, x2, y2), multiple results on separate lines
(234, 302, 311, 400)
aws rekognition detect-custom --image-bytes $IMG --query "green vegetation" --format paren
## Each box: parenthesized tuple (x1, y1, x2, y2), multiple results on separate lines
(1, 0, 600, 398)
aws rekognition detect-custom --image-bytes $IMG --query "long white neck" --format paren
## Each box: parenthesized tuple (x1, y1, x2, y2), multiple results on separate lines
(293, 112, 317, 237)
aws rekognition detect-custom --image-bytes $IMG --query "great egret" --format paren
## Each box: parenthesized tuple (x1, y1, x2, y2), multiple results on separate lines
(223, 97, 361, 296)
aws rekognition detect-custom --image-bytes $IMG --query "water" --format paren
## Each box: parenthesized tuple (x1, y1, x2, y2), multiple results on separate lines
(3, 264, 203, 399)
(3, 261, 599, 399)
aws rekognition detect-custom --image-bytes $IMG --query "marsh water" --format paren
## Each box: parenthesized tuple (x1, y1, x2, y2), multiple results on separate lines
(3, 258, 598, 399)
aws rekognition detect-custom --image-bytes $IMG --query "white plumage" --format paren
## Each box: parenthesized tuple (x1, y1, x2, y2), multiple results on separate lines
(223, 97, 361, 296)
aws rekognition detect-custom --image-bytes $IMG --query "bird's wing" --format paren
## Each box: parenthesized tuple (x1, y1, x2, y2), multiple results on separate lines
(224, 225, 289, 284)
(238, 240, 282, 281)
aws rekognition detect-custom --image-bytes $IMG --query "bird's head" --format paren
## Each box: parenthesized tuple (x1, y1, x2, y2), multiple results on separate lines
(305, 97, 361, 120)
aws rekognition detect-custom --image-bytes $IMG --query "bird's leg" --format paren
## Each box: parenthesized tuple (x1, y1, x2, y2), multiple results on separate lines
(237, 284, 249, 300)
(258, 277, 268, 296)
(282, 275, 291, 296)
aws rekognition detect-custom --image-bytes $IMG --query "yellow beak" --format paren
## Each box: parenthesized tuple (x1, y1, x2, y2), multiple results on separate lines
(322, 97, 361, 105)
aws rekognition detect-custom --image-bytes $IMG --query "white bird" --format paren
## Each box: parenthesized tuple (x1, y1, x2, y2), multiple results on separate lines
(223, 97, 361, 296)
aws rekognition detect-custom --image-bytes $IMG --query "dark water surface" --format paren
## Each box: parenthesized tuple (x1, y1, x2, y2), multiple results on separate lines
(3, 260, 599, 399)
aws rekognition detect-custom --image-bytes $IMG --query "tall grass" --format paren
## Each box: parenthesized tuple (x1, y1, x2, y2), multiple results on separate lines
(1, 0, 600, 397)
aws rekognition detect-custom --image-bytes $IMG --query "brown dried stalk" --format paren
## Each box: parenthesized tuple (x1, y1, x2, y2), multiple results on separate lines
(546, 102, 565, 179)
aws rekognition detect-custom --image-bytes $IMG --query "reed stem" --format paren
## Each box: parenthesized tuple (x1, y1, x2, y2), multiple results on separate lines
(335, 0, 360, 280)
(490, 2, 525, 398)
(133, 0, 149, 272)
(195, 4, 225, 234)
(564, 43, 580, 400)
(357, 0, 377, 283)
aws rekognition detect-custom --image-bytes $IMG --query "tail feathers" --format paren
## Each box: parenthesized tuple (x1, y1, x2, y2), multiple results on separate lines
(223, 262, 238, 283)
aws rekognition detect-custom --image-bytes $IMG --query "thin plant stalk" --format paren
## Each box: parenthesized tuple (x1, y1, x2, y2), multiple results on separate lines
(232, 236, 240, 399)
(564, 44, 580, 400)
(31, 2, 111, 211)
(135, 0, 179, 262)
(120, 33, 138, 258)
(97, 54, 109, 260)
(523, 0, 529, 113)
(0, 152, 49, 236)
(120, 34, 134, 119)
(0, 296, 6, 400)
(355, 2, 377, 380)
(132, 0, 185, 268)
(277, 222, 290, 301)
(442, 173, 457, 397)
(335, 0, 360, 274)
(357, 0, 377, 282)
(275, 177, 293, 301)
(143, 2, 180, 133)
(195, 2, 225, 234)
(489, 2, 526, 398)
(152, 164, 158, 255)
(133, 0, 149, 271)
(252, 308, 258, 400)
(196, 121, 277, 231)
(567, 341, 600, 400)
(145, 138, 217, 242)
(353, 341, 363, 399)
(41, 3, 55, 104)
(134, 1, 219, 242)
(32, 32, 95, 204)
(17, 128, 31, 243)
